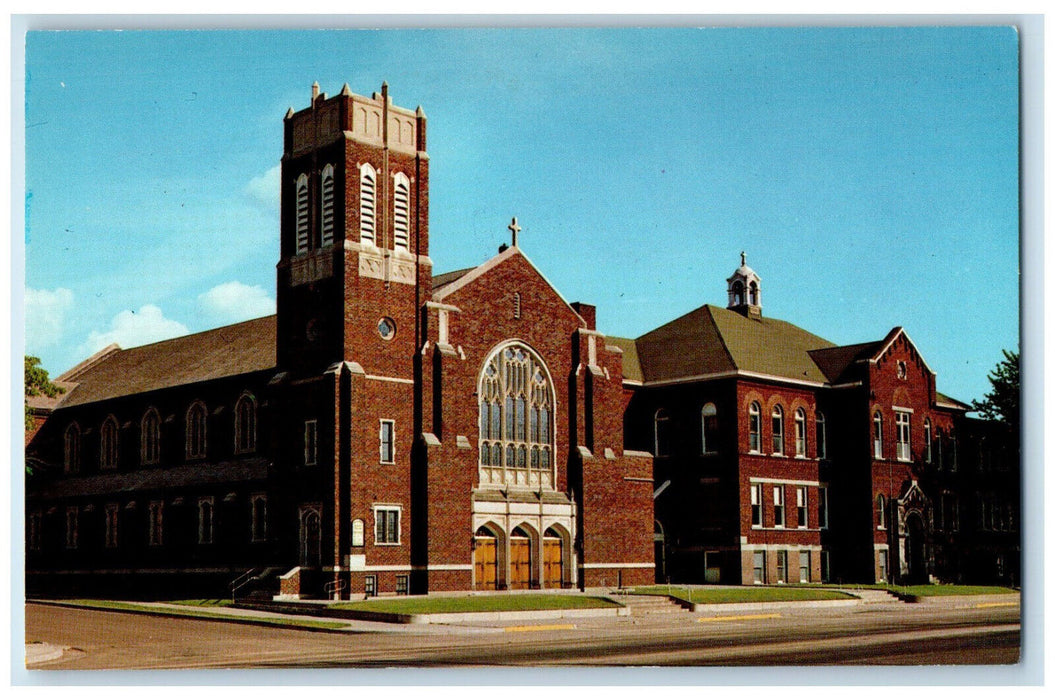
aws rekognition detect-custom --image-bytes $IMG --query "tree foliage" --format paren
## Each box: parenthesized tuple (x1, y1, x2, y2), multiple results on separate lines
(24, 355, 64, 431)
(971, 349, 1019, 433)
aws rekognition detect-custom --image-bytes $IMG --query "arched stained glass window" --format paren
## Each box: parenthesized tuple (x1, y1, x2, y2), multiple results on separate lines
(186, 401, 207, 460)
(100, 416, 119, 470)
(478, 343, 555, 489)
(64, 423, 80, 474)
(235, 393, 257, 453)
(141, 408, 160, 465)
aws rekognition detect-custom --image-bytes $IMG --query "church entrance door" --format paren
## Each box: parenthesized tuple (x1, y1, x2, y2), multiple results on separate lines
(906, 513, 927, 583)
(300, 508, 321, 568)
(474, 536, 498, 590)
(543, 535, 563, 588)
(509, 536, 531, 590)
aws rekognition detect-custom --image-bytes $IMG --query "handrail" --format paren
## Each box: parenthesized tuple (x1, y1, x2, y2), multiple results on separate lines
(324, 579, 347, 600)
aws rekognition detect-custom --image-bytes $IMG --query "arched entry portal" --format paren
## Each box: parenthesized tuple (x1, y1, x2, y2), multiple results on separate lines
(905, 512, 927, 583)
(509, 526, 532, 590)
(474, 525, 500, 591)
(543, 527, 564, 588)
(299, 507, 321, 568)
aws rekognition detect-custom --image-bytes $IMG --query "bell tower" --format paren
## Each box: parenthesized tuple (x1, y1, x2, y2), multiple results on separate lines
(276, 82, 431, 375)
(727, 251, 762, 319)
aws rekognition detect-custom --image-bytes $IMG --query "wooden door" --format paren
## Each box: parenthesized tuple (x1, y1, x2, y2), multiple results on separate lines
(509, 537, 531, 590)
(543, 537, 563, 588)
(474, 537, 497, 590)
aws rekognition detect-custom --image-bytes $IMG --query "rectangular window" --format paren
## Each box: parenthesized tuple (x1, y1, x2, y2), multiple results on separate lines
(896, 412, 911, 461)
(149, 501, 164, 547)
(751, 484, 763, 527)
(251, 495, 267, 542)
(65, 507, 78, 549)
(396, 574, 409, 595)
(773, 486, 785, 528)
(772, 415, 784, 455)
(380, 420, 395, 463)
(878, 550, 889, 583)
(752, 551, 765, 584)
(794, 413, 807, 457)
(818, 487, 829, 529)
(749, 407, 761, 453)
(799, 550, 811, 583)
(776, 550, 788, 583)
(817, 414, 827, 460)
(796, 487, 807, 528)
(304, 420, 317, 466)
(364, 574, 377, 597)
(821, 551, 831, 583)
(105, 503, 119, 549)
(374, 506, 401, 545)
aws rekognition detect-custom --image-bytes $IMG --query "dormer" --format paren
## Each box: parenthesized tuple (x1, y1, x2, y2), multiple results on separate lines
(727, 251, 762, 319)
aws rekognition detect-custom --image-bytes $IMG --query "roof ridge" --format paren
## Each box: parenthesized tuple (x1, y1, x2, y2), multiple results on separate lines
(119, 314, 277, 354)
(57, 343, 122, 381)
(703, 305, 738, 370)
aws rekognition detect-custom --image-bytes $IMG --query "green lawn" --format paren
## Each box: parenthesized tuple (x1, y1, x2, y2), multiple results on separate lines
(627, 586, 854, 604)
(61, 599, 347, 630)
(882, 585, 1017, 597)
(332, 593, 621, 615)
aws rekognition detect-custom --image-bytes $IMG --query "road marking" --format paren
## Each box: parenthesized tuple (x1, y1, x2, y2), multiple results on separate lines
(696, 613, 782, 623)
(503, 623, 576, 632)
(974, 602, 1018, 609)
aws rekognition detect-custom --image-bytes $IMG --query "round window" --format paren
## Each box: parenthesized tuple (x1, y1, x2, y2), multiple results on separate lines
(378, 317, 396, 340)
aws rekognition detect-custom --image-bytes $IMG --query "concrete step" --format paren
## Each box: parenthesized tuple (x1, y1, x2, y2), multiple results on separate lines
(621, 594, 688, 615)
(841, 588, 908, 604)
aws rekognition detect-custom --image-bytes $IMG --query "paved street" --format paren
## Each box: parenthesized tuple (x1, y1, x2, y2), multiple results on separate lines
(24, 597, 1019, 670)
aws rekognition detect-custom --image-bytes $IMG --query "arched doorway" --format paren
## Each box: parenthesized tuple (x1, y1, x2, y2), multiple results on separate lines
(905, 512, 927, 583)
(543, 527, 564, 588)
(299, 507, 321, 568)
(509, 526, 532, 590)
(474, 525, 499, 591)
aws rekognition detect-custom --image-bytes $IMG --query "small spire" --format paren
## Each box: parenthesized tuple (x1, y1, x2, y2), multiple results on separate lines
(341, 83, 351, 96)
(508, 217, 522, 248)
(311, 81, 319, 101)
(740, 250, 746, 267)
(416, 105, 425, 117)
(284, 107, 294, 119)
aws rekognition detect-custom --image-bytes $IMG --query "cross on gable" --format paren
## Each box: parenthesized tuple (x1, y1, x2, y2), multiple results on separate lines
(508, 217, 521, 248)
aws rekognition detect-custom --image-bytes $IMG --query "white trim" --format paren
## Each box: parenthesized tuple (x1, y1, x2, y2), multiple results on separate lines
(749, 477, 821, 487)
(875, 328, 935, 376)
(743, 543, 824, 552)
(935, 401, 968, 410)
(892, 405, 915, 414)
(365, 374, 415, 384)
(581, 562, 654, 569)
(425, 564, 474, 571)
(873, 543, 890, 552)
(623, 449, 652, 459)
(372, 503, 402, 545)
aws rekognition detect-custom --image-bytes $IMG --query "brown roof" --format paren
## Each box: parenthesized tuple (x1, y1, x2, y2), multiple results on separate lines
(431, 267, 475, 293)
(54, 315, 277, 408)
(606, 336, 643, 383)
(631, 304, 835, 385)
(808, 340, 884, 384)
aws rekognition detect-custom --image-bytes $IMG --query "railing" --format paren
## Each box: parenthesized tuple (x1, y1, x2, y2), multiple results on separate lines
(230, 567, 260, 600)
(324, 579, 347, 601)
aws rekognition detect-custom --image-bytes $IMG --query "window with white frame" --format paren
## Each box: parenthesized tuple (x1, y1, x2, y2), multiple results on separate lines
(100, 415, 119, 470)
(374, 506, 401, 545)
(251, 495, 267, 542)
(895, 411, 911, 461)
(873, 411, 883, 459)
(794, 408, 807, 457)
(64, 423, 81, 474)
(478, 343, 556, 489)
(364, 574, 377, 597)
(380, 420, 395, 463)
(351, 518, 365, 547)
(924, 418, 933, 464)
(653, 409, 671, 458)
(701, 403, 718, 454)
(304, 420, 318, 466)
(198, 497, 214, 544)
(751, 483, 763, 527)
(141, 408, 161, 465)
(771, 405, 785, 455)
(876, 494, 887, 530)
(748, 401, 761, 453)
(295, 173, 310, 254)
(392, 173, 410, 250)
(359, 163, 377, 244)
(235, 393, 257, 454)
(818, 486, 829, 529)
(799, 550, 811, 582)
(65, 506, 78, 549)
(186, 401, 207, 460)
(149, 501, 164, 546)
(773, 485, 785, 527)
(878, 550, 889, 582)
(752, 550, 765, 583)
(776, 549, 788, 583)
(320, 164, 335, 247)
(796, 486, 808, 528)
(816, 411, 827, 459)
(105, 503, 119, 549)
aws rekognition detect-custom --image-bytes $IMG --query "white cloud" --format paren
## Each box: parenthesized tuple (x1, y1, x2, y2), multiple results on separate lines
(79, 305, 189, 355)
(244, 165, 281, 212)
(196, 281, 275, 324)
(25, 287, 74, 349)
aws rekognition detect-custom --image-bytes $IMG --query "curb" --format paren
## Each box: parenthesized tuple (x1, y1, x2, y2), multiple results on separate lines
(690, 598, 859, 614)
(234, 599, 628, 625)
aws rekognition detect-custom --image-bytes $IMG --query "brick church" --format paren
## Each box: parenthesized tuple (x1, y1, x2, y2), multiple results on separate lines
(25, 82, 1018, 599)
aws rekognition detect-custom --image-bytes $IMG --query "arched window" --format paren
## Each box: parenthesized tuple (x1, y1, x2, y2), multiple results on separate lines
(359, 163, 376, 244)
(186, 401, 207, 460)
(873, 411, 883, 459)
(100, 415, 119, 470)
(771, 405, 785, 455)
(478, 343, 555, 489)
(320, 164, 335, 247)
(392, 173, 410, 250)
(235, 393, 257, 454)
(749, 280, 759, 306)
(141, 408, 160, 465)
(732, 280, 744, 306)
(654, 409, 671, 458)
(924, 418, 933, 464)
(748, 401, 761, 453)
(64, 423, 81, 474)
(876, 494, 887, 529)
(198, 497, 214, 544)
(701, 403, 718, 454)
(295, 173, 310, 254)
(794, 408, 807, 457)
(816, 411, 827, 460)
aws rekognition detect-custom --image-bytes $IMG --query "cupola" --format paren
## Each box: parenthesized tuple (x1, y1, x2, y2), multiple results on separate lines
(727, 251, 762, 319)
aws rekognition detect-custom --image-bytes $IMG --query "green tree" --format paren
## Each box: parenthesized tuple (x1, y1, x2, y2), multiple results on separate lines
(25, 355, 64, 431)
(971, 349, 1019, 434)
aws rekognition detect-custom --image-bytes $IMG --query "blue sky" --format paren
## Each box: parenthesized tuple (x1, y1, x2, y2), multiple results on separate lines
(23, 27, 1019, 405)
